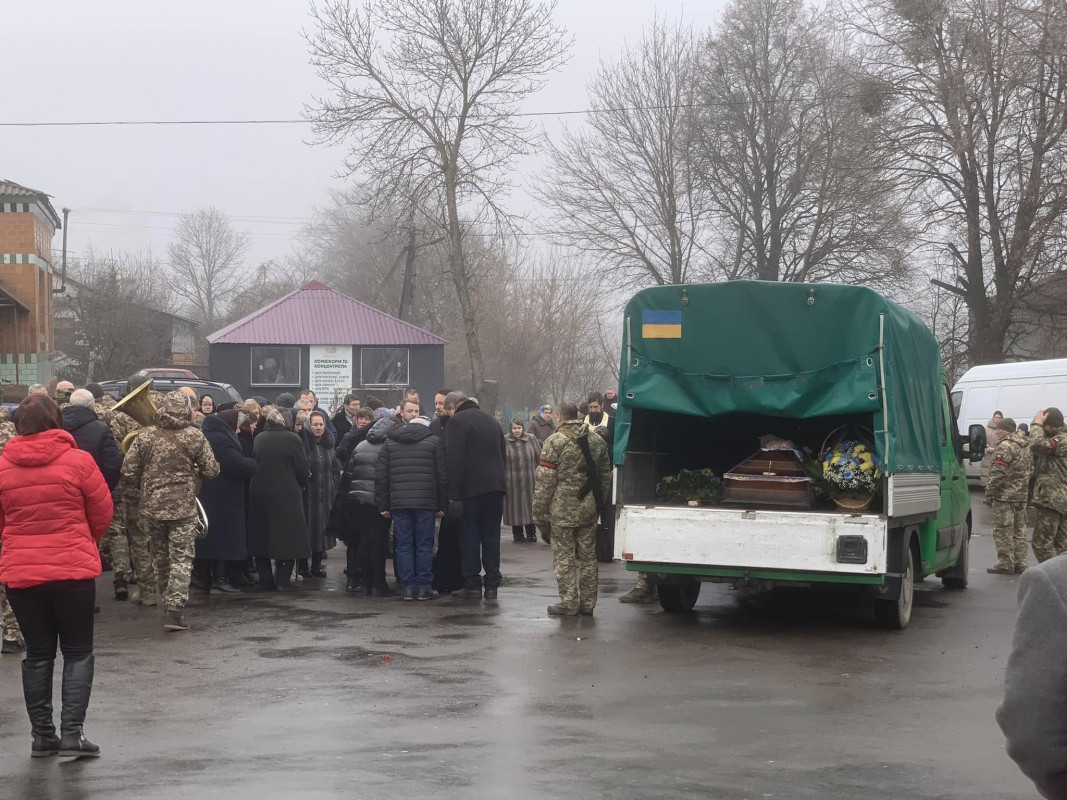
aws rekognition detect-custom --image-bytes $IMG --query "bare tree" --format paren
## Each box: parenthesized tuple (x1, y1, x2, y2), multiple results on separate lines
(305, 0, 571, 389)
(849, 0, 1067, 364)
(691, 0, 912, 285)
(536, 18, 714, 287)
(58, 249, 177, 381)
(167, 207, 251, 328)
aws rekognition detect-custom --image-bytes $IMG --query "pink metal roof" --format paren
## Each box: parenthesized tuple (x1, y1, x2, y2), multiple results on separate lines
(207, 281, 446, 346)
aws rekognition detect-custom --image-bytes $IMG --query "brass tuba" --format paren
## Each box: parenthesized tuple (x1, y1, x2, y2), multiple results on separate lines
(114, 380, 157, 454)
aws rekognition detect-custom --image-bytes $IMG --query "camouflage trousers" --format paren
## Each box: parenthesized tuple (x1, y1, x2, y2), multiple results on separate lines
(142, 516, 197, 611)
(128, 507, 157, 595)
(1031, 506, 1067, 564)
(991, 500, 1029, 570)
(0, 542, 22, 643)
(550, 524, 598, 611)
(106, 499, 134, 583)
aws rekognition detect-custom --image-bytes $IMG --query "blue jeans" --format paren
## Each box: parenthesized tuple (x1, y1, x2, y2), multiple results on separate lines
(393, 510, 436, 588)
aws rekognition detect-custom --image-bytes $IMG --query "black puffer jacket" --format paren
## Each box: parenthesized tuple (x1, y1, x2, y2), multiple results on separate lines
(375, 422, 446, 513)
(61, 404, 122, 490)
(343, 418, 394, 506)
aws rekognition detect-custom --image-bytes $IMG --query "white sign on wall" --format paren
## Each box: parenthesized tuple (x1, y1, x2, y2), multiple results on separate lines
(308, 345, 352, 410)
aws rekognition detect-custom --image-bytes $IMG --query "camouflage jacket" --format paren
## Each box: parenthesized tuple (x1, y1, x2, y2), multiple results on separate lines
(0, 421, 15, 455)
(987, 431, 1033, 503)
(533, 420, 612, 528)
(121, 393, 219, 521)
(105, 409, 142, 502)
(1030, 425, 1067, 514)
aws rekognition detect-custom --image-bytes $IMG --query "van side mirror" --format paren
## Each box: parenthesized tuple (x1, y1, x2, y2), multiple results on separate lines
(968, 425, 987, 463)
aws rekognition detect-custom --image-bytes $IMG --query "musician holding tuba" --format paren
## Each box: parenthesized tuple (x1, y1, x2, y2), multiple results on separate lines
(120, 391, 219, 633)
(99, 378, 156, 604)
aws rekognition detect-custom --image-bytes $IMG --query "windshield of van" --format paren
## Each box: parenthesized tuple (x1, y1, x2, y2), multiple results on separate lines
(951, 390, 963, 419)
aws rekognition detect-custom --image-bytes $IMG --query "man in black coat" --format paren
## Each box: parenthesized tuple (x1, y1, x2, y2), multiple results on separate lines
(443, 391, 506, 600)
(375, 405, 446, 601)
(331, 393, 361, 438)
(62, 389, 122, 490)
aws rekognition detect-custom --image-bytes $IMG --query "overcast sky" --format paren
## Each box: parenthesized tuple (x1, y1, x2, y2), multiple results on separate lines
(2, 1, 724, 267)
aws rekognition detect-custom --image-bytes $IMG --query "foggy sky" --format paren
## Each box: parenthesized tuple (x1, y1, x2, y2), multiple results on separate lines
(1, 1, 724, 269)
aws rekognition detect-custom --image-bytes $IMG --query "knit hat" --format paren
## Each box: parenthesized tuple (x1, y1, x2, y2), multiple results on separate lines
(373, 406, 392, 421)
(410, 416, 430, 427)
(275, 393, 296, 408)
(996, 418, 1017, 433)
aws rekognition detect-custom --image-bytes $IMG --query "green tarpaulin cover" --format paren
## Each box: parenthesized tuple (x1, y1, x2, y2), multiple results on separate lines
(614, 282, 942, 475)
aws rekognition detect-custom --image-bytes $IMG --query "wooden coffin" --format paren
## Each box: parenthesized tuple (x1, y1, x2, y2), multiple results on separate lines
(723, 449, 814, 507)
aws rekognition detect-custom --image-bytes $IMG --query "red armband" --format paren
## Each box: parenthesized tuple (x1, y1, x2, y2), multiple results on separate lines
(539, 460, 558, 470)
(1052, 439, 1059, 454)
(994, 460, 1010, 467)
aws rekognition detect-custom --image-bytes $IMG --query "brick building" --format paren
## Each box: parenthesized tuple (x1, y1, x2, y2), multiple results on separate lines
(0, 180, 61, 386)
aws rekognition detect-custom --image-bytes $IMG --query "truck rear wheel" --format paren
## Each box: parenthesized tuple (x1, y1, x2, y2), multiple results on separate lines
(873, 545, 914, 630)
(658, 578, 701, 612)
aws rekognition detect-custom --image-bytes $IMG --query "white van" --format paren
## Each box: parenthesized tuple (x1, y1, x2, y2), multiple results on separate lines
(951, 359, 1067, 478)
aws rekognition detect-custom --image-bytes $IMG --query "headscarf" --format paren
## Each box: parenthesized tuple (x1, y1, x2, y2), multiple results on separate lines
(373, 406, 392, 421)
(264, 406, 289, 430)
(217, 409, 240, 431)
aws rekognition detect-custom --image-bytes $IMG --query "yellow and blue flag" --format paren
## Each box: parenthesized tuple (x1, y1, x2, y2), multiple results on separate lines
(641, 309, 682, 339)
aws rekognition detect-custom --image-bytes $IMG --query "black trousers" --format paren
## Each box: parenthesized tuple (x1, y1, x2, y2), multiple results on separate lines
(461, 492, 503, 589)
(355, 503, 390, 589)
(7, 579, 95, 661)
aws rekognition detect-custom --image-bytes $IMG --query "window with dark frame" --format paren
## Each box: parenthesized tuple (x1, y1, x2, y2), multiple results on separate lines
(360, 348, 409, 387)
(251, 346, 301, 386)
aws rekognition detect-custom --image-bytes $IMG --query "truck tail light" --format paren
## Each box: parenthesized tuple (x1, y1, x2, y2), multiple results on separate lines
(836, 536, 868, 564)
(622, 552, 634, 561)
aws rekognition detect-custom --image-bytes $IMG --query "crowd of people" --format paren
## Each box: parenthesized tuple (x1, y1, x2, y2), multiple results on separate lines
(0, 377, 633, 758)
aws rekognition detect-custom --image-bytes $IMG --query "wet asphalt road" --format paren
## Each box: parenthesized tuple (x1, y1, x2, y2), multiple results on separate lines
(0, 490, 1039, 799)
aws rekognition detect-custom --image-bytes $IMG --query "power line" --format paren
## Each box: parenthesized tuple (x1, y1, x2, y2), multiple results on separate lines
(0, 98, 850, 128)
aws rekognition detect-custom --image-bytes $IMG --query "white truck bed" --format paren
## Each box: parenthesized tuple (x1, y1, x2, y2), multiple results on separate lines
(615, 505, 888, 575)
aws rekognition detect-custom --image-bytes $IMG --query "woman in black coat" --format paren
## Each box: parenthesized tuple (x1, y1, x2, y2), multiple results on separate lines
(247, 407, 310, 591)
(195, 410, 257, 592)
(298, 411, 338, 578)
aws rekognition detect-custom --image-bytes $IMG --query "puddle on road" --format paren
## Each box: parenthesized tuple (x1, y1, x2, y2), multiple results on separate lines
(257, 645, 424, 664)
(433, 632, 472, 640)
(438, 614, 498, 627)
(241, 635, 279, 643)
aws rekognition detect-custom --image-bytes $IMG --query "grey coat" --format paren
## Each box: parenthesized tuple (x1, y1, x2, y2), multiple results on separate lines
(997, 553, 1067, 799)
(527, 414, 556, 447)
(503, 432, 541, 527)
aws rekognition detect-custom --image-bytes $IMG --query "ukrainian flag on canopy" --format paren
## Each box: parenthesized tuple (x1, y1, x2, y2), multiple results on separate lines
(642, 309, 682, 339)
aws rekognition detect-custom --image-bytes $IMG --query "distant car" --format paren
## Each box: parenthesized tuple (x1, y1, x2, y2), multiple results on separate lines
(97, 378, 245, 409)
(133, 368, 201, 380)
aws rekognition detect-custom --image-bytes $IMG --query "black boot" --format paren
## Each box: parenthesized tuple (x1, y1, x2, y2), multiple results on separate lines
(189, 559, 210, 593)
(296, 558, 310, 579)
(245, 557, 277, 592)
(210, 560, 240, 593)
(58, 655, 99, 758)
(275, 560, 297, 592)
(23, 659, 59, 757)
(310, 551, 327, 578)
(345, 546, 363, 593)
(512, 526, 525, 543)
(525, 524, 538, 543)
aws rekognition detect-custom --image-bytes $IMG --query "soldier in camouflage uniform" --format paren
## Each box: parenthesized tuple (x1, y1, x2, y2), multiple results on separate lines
(533, 403, 612, 616)
(1029, 407, 1067, 563)
(986, 418, 1033, 574)
(0, 410, 23, 652)
(98, 395, 141, 600)
(121, 391, 219, 631)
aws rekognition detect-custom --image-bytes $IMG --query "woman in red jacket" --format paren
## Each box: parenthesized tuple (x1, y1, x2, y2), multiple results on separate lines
(0, 395, 113, 759)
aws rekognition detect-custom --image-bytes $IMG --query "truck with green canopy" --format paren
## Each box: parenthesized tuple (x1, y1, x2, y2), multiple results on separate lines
(612, 281, 981, 629)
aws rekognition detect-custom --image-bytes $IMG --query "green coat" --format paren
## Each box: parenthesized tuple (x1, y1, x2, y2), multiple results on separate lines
(988, 431, 1033, 503)
(533, 420, 611, 528)
(248, 428, 311, 560)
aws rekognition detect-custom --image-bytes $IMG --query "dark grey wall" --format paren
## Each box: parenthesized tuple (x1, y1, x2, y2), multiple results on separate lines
(208, 342, 445, 413)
